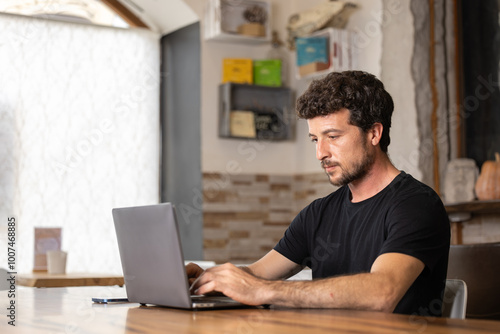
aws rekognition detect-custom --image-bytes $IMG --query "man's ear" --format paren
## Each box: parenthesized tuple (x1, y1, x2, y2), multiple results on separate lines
(369, 123, 383, 147)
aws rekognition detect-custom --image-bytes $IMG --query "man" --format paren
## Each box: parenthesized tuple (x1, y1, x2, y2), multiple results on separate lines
(188, 71, 450, 316)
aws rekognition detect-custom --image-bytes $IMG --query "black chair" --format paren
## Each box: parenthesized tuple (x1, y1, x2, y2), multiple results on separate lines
(447, 242, 500, 320)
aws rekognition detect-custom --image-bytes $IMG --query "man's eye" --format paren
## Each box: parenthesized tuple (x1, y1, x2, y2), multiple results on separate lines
(329, 136, 337, 140)
(310, 138, 318, 143)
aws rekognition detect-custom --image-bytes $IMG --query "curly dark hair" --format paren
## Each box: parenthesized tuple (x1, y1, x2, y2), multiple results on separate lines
(296, 71, 394, 153)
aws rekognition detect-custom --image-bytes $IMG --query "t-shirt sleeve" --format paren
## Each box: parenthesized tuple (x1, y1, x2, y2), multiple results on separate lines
(273, 205, 312, 266)
(380, 189, 450, 272)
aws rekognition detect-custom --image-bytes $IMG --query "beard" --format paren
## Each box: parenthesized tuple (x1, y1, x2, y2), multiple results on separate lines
(321, 146, 375, 187)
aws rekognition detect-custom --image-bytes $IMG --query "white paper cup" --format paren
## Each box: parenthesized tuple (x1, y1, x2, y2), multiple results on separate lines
(46, 250, 67, 274)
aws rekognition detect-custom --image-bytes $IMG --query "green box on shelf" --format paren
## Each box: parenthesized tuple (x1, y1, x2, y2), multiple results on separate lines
(253, 59, 282, 87)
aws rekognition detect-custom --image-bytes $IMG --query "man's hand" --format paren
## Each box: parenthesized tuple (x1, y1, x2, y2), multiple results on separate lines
(185, 262, 205, 286)
(189, 263, 272, 306)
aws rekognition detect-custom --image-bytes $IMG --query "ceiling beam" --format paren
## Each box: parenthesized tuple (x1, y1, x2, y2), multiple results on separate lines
(101, 0, 149, 28)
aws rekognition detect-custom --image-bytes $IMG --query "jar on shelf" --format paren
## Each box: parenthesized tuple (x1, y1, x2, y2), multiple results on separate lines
(266, 31, 288, 86)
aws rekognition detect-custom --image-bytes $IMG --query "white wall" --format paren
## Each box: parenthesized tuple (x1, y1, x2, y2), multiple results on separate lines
(380, 0, 421, 180)
(185, 0, 420, 179)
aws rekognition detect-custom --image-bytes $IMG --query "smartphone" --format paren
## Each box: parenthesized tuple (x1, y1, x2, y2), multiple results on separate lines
(92, 297, 129, 304)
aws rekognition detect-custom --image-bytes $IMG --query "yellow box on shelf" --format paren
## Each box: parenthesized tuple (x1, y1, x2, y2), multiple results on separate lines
(222, 58, 253, 84)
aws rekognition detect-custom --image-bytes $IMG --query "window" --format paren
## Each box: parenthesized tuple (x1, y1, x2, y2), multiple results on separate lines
(0, 0, 129, 28)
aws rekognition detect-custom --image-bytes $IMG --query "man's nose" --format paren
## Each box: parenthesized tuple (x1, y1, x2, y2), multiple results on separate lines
(316, 139, 329, 161)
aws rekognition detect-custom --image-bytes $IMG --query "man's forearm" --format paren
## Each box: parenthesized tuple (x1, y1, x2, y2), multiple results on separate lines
(257, 252, 423, 312)
(238, 263, 401, 311)
(262, 272, 400, 312)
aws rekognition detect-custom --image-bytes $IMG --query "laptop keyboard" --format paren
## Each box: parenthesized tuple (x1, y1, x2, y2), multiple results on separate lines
(191, 295, 240, 304)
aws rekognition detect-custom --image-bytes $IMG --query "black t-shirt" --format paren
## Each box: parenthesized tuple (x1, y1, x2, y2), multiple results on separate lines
(274, 171, 450, 316)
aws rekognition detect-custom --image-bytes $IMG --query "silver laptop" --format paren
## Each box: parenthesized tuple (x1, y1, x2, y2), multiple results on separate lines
(112, 202, 246, 309)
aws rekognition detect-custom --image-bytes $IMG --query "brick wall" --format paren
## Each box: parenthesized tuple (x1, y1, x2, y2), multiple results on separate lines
(202, 172, 335, 263)
(202, 172, 500, 264)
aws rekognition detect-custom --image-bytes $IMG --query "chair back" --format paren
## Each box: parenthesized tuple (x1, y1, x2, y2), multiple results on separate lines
(447, 242, 500, 320)
(442, 279, 467, 319)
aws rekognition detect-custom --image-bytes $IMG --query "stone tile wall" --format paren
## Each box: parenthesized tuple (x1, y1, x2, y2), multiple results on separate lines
(202, 172, 500, 264)
(202, 172, 335, 263)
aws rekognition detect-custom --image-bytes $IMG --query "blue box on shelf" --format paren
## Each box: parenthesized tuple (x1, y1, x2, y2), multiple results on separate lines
(295, 36, 329, 66)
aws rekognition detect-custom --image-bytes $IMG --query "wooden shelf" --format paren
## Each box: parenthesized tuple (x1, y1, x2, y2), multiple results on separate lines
(444, 200, 500, 245)
(206, 32, 270, 44)
(445, 200, 500, 214)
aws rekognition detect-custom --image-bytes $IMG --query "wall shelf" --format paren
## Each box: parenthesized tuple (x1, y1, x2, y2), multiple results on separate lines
(445, 200, 500, 214)
(218, 83, 294, 141)
(444, 200, 500, 245)
(204, 0, 271, 44)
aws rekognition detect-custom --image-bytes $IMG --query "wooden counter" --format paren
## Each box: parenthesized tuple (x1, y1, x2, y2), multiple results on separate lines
(16, 272, 124, 288)
(5, 286, 500, 333)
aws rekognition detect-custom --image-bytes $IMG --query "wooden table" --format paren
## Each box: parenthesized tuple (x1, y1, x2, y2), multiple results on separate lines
(16, 273, 124, 288)
(3, 286, 500, 333)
